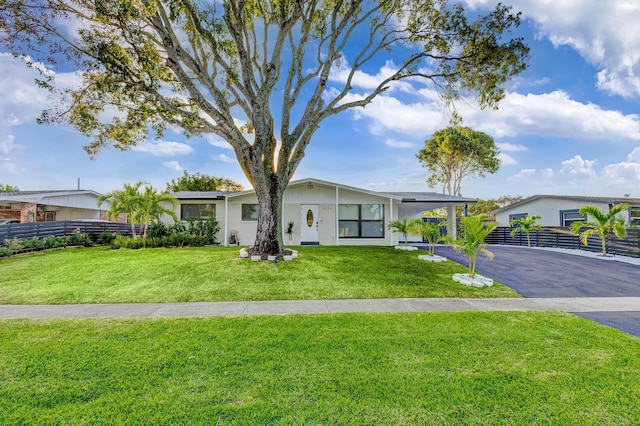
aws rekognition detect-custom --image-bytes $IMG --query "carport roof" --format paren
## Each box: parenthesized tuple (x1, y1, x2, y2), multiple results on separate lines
(384, 192, 476, 203)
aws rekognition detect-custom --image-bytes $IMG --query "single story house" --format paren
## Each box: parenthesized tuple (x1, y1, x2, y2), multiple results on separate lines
(164, 178, 476, 246)
(492, 195, 640, 227)
(0, 190, 110, 223)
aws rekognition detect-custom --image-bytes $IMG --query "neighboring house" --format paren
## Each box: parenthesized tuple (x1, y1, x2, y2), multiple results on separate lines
(492, 195, 640, 227)
(164, 178, 475, 246)
(0, 190, 110, 223)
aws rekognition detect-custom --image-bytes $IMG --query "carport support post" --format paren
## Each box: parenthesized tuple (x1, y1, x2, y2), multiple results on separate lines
(446, 205, 457, 239)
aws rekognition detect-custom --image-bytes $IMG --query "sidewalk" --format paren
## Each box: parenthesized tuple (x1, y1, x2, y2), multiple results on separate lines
(2, 297, 640, 319)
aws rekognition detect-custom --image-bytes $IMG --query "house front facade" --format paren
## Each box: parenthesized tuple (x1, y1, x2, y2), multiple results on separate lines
(165, 178, 475, 246)
(0, 190, 109, 223)
(492, 195, 640, 227)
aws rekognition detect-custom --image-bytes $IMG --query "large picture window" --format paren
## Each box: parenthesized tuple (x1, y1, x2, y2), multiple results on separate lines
(339, 204, 384, 238)
(242, 204, 260, 221)
(181, 204, 215, 220)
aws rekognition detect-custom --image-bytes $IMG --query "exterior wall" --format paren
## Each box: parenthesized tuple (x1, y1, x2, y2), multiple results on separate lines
(495, 199, 614, 227)
(44, 193, 103, 210)
(51, 207, 101, 221)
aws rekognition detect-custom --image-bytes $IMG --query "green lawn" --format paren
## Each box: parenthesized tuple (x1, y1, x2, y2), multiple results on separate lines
(0, 246, 518, 304)
(1, 312, 639, 425)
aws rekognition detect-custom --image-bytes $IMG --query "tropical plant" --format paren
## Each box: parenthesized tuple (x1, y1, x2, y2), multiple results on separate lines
(286, 221, 294, 241)
(135, 186, 178, 238)
(0, 183, 19, 192)
(387, 218, 412, 247)
(449, 215, 497, 278)
(0, 1, 529, 257)
(407, 219, 446, 256)
(98, 182, 145, 238)
(509, 215, 542, 247)
(570, 204, 632, 256)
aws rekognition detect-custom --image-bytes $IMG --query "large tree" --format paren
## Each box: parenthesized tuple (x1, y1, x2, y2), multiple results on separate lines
(0, 0, 528, 256)
(417, 126, 501, 196)
(0, 184, 19, 192)
(165, 170, 243, 192)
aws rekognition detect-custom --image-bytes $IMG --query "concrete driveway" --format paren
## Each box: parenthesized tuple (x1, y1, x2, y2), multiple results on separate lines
(432, 245, 640, 337)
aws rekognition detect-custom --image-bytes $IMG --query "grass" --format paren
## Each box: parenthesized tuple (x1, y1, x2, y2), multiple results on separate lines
(0, 246, 518, 304)
(1, 312, 639, 425)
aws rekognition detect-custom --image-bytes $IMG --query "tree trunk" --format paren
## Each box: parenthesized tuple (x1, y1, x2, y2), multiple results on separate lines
(250, 174, 287, 257)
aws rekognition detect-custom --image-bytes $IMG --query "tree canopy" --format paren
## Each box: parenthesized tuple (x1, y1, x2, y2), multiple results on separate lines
(0, 0, 529, 255)
(417, 126, 501, 196)
(165, 171, 243, 192)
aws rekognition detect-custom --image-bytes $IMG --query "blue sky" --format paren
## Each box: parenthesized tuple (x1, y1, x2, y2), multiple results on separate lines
(1, 0, 640, 199)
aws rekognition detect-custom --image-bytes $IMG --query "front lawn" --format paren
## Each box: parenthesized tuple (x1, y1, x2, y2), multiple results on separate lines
(0, 246, 518, 304)
(1, 312, 638, 424)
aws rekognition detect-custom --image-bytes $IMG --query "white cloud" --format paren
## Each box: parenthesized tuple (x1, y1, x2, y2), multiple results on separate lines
(329, 57, 414, 93)
(463, 0, 640, 97)
(497, 143, 527, 152)
(385, 139, 416, 148)
(214, 153, 236, 163)
(507, 149, 640, 196)
(163, 160, 183, 172)
(204, 134, 233, 149)
(499, 153, 518, 166)
(559, 155, 598, 178)
(132, 140, 193, 156)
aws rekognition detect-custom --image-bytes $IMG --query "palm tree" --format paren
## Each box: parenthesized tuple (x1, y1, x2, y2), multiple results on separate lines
(408, 219, 446, 256)
(509, 215, 542, 247)
(570, 204, 632, 256)
(98, 181, 145, 238)
(136, 186, 178, 238)
(387, 218, 412, 247)
(449, 214, 497, 278)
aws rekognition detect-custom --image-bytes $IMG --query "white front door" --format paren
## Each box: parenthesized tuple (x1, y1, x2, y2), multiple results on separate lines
(300, 205, 319, 244)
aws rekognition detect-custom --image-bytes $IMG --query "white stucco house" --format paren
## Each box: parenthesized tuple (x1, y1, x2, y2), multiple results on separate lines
(492, 195, 640, 227)
(0, 190, 109, 223)
(164, 178, 475, 246)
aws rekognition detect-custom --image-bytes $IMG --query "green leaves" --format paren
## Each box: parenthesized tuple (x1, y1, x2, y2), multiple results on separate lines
(417, 126, 501, 195)
(570, 204, 632, 256)
(450, 214, 497, 277)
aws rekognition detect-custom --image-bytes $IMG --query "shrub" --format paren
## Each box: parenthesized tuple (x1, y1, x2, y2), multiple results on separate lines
(4, 237, 25, 255)
(69, 229, 93, 247)
(111, 235, 145, 250)
(43, 236, 70, 249)
(23, 237, 45, 252)
(147, 221, 170, 238)
(97, 231, 118, 245)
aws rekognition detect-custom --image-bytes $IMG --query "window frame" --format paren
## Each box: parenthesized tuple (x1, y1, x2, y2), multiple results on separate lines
(508, 213, 528, 226)
(338, 204, 385, 238)
(559, 209, 586, 227)
(180, 203, 216, 220)
(241, 204, 260, 221)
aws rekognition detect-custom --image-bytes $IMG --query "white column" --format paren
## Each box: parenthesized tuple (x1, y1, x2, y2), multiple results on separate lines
(446, 204, 457, 239)
(389, 197, 394, 246)
(224, 197, 228, 246)
(335, 186, 340, 246)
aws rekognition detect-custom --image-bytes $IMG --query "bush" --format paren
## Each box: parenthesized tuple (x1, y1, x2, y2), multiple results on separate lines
(43, 236, 70, 249)
(97, 231, 118, 245)
(4, 237, 25, 255)
(111, 235, 145, 250)
(0, 247, 10, 257)
(69, 229, 93, 247)
(185, 216, 220, 244)
(147, 222, 170, 238)
(23, 237, 45, 251)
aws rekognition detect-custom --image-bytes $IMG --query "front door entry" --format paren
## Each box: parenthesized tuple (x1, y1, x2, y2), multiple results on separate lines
(300, 205, 319, 244)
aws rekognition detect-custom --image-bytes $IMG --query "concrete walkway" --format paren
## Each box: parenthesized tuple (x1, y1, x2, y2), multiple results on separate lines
(3, 297, 640, 319)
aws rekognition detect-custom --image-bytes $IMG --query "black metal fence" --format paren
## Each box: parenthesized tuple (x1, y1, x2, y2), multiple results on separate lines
(0, 221, 141, 242)
(485, 226, 640, 258)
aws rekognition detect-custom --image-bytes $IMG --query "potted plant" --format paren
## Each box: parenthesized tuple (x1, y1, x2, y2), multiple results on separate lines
(286, 221, 294, 241)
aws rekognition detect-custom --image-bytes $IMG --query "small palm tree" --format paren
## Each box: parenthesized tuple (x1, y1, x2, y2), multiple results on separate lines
(387, 217, 412, 246)
(136, 186, 178, 238)
(570, 204, 632, 256)
(408, 219, 446, 256)
(509, 215, 542, 247)
(449, 214, 497, 278)
(98, 181, 146, 238)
